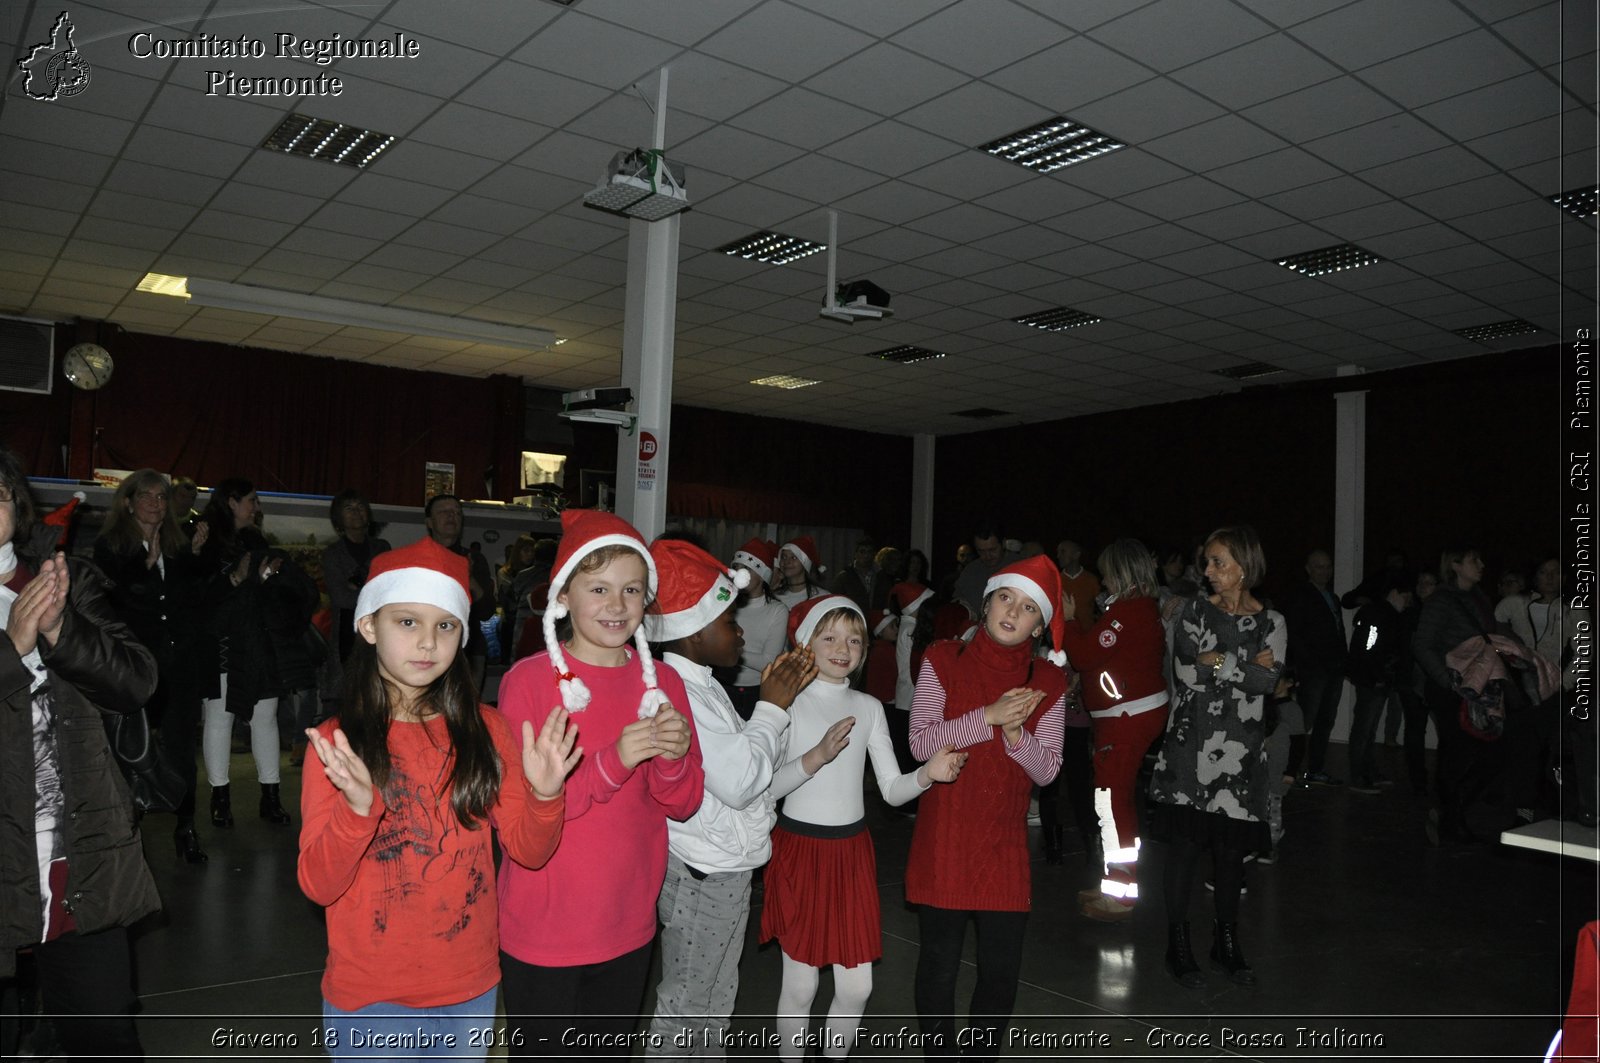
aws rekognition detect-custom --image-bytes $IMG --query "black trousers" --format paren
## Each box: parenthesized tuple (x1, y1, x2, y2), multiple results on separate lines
(913, 907, 1028, 1062)
(13, 926, 145, 1061)
(501, 942, 652, 1058)
(1039, 725, 1096, 845)
(1299, 668, 1346, 774)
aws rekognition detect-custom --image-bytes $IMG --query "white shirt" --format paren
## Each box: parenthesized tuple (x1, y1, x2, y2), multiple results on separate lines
(661, 652, 790, 872)
(770, 679, 926, 826)
(732, 596, 789, 687)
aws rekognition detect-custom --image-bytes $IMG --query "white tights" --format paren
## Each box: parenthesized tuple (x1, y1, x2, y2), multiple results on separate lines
(202, 675, 280, 787)
(776, 950, 873, 1061)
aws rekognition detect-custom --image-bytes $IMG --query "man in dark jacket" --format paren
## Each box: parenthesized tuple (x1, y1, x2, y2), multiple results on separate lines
(1344, 574, 1413, 793)
(1281, 549, 1349, 784)
(2, 457, 161, 1059)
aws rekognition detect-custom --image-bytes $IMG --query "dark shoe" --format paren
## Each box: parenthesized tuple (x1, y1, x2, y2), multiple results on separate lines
(210, 784, 233, 828)
(1210, 920, 1255, 985)
(174, 826, 208, 864)
(1043, 825, 1064, 865)
(1165, 922, 1205, 988)
(1302, 770, 1343, 786)
(259, 783, 292, 825)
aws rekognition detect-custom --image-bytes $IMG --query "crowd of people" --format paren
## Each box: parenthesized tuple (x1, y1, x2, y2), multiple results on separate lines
(0, 447, 1589, 1060)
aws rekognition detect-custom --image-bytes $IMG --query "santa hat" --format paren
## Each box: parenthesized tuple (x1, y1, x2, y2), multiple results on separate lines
(780, 536, 824, 575)
(787, 594, 864, 650)
(644, 538, 750, 643)
(731, 538, 777, 584)
(889, 581, 934, 616)
(984, 556, 1067, 667)
(355, 535, 471, 628)
(543, 509, 666, 717)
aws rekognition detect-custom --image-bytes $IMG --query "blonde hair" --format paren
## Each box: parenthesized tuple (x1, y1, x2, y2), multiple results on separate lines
(808, 607, 870, 680)
(1097, 538, 1158, 599)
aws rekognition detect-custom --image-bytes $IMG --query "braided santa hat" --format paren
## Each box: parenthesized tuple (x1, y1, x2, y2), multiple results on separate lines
(984, 555, 1068, 667)
(543, 509, 666, 718)
(643, 538, 750, 643)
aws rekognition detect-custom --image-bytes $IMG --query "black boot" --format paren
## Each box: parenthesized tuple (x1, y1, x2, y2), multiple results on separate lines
(1210, 920, 1255, 985)
(210, 784, 233, 828)
(1043, 825, 1064, 864)
(1165, 922, 1204, 988)
(260, 783, 292, 825)
(173, 818, 208, 863)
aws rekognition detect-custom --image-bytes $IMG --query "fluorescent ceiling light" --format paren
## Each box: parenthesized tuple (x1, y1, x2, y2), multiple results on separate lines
(1453, 319, 1541, 342)
(873, 345, 944, 364)
(1012, 307, 1101, 331)
(718, 232, 827, 265)
(137, 272, 191, 298)
(980, 116, 1125, 173)
(161, 277, 555, 349)
(1549, 186, 1598, 220)
(1275, 243, 1382, 277)
(261, 113, 395, 169)
(750, 374, 820, 389)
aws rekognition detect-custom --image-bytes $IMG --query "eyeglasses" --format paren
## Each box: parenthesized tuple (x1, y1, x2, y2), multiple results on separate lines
(135, 489, 170, 503)
(0, 484, 13, 504)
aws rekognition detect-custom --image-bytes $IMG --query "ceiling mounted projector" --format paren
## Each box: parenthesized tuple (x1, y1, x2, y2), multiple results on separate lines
(560, 386, 636, 428)
(819, 212, 892, 324)
(582, 148, 689, 221)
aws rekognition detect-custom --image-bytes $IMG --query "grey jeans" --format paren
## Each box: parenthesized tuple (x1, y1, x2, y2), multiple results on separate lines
(646, 857, 753, 1058)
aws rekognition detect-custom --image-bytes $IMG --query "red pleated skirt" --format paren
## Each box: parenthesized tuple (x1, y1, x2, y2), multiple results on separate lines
(760, 824, 880, 968)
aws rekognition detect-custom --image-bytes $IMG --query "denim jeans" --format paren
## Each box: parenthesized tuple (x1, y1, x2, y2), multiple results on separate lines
(321, 986, 498, 1061)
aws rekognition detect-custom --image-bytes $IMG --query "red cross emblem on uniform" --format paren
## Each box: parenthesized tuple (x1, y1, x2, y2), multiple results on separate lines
(1098, 629, 1117, 648)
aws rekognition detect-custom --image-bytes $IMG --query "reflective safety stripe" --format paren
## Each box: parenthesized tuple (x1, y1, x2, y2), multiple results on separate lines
(1100, 879, 1138, 900)
(1105, 839, 1140, 865)
(1100, 672, 1122, 701)
(1093, 788, 1120, 865)
(1088, 690, 1168, 718)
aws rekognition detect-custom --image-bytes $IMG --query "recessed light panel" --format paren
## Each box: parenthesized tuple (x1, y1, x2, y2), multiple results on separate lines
(980, 117, 1125, 173)
(1549, 186, 1598, 220)
(1213, 361, 1282, 380)
(261, 113, 395, 168)
(1012, 307, 1101, 331)
(717, 232, 826, 265)
(1275, 244, 1382, 277)
(1453, 319, 1541, 342)
(873, 345, 945, 365)
(750, 374, 820, 390)
(952, 407, 1009, 419)
(137, 272, 190, 298)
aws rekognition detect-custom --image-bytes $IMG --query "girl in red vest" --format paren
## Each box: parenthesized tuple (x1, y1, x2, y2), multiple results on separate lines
(905, 555, 1069, 1061)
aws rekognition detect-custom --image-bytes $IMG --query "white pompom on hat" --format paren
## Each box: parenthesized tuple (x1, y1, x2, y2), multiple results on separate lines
(644, 538, 749, 644)
(786, 594, 865, 650)
(543, 509, 666, 717)
(354, 535, 471, 629)
(984, 555, 1068, 667)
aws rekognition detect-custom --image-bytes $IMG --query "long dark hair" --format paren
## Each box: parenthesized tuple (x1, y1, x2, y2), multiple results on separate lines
(337, 626, 502, 829)
(200, 476, 255, 551)
(0, 448, 40, 566)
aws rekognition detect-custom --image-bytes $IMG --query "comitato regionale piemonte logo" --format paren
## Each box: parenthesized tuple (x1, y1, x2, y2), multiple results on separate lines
(18, 11, 93, 101)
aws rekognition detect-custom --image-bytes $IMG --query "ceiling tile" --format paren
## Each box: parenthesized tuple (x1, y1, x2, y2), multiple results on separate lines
(890, 0, 1066, 77)
(512, 12, 685, 89)
(1243, 76, 1400, 142)
(729, 87, 881, 150)
(1090, 0, 1274, 73)
(1170, 33, 1343, 109)
(1070, 77, 1227, 142)
(698, 1, 875, 82)
(1415, 70, 1568, 141)
(804, 42, 969, 117)
(817, 120, 965, 178)
(984, 35, 1155, 112)
(1357, 29, 1538, 108)
(1288, 0, 1479, 69)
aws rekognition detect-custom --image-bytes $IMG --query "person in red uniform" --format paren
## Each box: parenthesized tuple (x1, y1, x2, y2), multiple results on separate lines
(1058, 539, 1171, 923)
(905, 555, 1069, 1062)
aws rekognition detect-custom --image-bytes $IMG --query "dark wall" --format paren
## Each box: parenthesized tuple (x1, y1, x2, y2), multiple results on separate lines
(934, 349, 1560, 601)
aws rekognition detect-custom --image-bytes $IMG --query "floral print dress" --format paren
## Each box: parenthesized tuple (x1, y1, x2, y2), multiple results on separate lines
(1149, 596, 1287, 831)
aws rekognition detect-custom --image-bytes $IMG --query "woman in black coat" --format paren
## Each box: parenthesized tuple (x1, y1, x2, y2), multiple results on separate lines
(1, 448, 161, 1059)
(94, 468, 213, 862)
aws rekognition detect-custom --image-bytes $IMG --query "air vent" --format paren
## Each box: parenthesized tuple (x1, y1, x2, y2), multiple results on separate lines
(873, 346, 945, 365)
(952, 407, 1009, 419)
(1275, 243, 1382, 277)
(1012, 307, 1101, 331)
(1549, 186, 1597, 220)
(0, 316, 55, 395)
(717, 232, 826, 265)
(261, 113, 396, 169)
(980, 116, 1125, 173)
(1453, 319, 1541, 343)
(1213, 361, 1282, 381)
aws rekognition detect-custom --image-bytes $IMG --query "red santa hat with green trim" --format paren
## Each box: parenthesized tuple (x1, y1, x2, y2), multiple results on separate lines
(644, 538, 749, 643)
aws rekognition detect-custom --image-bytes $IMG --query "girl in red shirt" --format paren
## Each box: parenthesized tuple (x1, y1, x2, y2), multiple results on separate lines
(299, 535, 577, 1061)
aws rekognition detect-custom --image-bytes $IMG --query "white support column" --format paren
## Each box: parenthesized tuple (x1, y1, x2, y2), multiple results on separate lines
(614, 213, 679, 540)
(1331, 365, 1367, 744)
(909, 433, 936, 560)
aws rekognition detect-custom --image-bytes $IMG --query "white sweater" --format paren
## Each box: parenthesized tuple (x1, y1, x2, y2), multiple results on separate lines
(770, 679, 926, 826)
(732, 596, 789, 687)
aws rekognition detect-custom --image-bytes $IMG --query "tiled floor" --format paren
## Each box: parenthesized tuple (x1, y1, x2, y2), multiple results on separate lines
(57, 738, 1598, 1061)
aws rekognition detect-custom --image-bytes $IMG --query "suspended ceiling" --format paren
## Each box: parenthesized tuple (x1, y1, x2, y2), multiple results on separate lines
(1, 0, 1595, 435)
